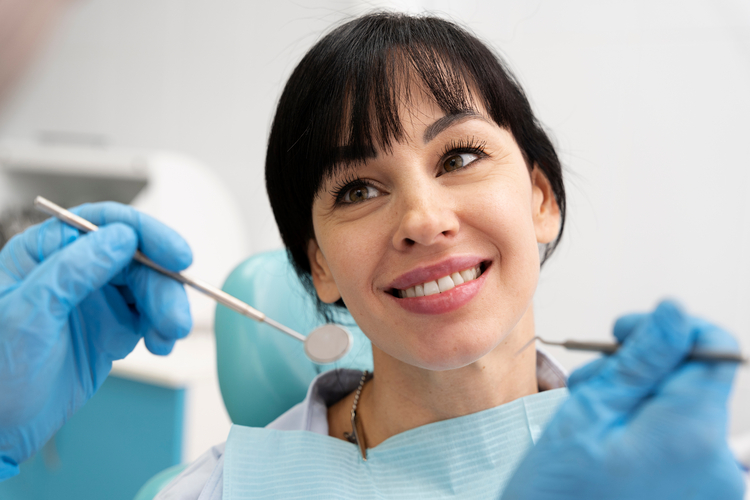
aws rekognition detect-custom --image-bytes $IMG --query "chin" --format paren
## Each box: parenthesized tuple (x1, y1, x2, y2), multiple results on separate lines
(403, 332, 500, 371)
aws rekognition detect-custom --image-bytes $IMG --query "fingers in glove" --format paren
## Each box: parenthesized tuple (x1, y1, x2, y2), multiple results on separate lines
(18, 224, 138, 316)
(0, 217, 79, 285)
(124, 261, 192, 350)
(586, 300, 694, 414)
(636, 321, 739, 431)
(612, 312, 649, 343)
(75, 203, 192, 271)
(143, 328, 178, 356)
(567, 357, 609, 388)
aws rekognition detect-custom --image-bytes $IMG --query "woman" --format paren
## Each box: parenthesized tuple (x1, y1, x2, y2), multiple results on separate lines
(152, 12, 744, 499)
(267, 8, 565, 456)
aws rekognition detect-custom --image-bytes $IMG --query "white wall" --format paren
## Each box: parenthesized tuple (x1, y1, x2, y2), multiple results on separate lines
(1, 0, 748, 434)
(415, 0, 750, 435)
(0, 0, 357, 255)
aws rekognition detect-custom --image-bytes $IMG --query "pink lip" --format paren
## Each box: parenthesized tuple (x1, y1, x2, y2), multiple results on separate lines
(385, 255, 488, 290)
(386, 264, 490, 315)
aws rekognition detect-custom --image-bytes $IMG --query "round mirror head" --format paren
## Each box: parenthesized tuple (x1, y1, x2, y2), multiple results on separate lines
(304, 324, 353, 364)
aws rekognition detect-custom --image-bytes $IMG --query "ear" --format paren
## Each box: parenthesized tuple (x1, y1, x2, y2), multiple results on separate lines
(306, 239, 342, 304)
(530, 166, 561, 244)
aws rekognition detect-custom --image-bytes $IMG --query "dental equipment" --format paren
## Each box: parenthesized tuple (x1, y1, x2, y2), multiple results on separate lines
(33, 196, 353, 364)
(515, 336, 747, 364)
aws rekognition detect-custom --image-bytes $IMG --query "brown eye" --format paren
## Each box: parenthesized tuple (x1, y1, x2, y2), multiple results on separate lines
(343, 185, 379, 204)
(442, 152, 478, 173)
(443, 155, 464, 172)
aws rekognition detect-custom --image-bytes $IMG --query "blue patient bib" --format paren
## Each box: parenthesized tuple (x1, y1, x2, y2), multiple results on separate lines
(223, 388, 567, 499)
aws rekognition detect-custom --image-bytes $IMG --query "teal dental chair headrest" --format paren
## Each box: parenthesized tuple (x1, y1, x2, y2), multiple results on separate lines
(214, 249, 373, 427)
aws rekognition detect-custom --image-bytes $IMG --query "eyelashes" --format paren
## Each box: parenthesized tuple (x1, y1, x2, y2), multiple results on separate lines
(440, 136, 488, 159)
(329, 136, 490, 204)
(330, 172, 377, 204)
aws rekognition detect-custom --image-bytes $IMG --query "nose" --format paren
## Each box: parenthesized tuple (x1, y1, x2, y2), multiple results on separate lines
(392, 183, 460, 251)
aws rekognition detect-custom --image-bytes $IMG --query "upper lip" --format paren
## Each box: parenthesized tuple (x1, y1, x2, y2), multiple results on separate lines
(384, 255, 489, 290)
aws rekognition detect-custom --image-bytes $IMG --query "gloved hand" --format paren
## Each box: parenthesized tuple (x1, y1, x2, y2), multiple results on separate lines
(502, 300, 745, 500)
(0, 202, 192, 480)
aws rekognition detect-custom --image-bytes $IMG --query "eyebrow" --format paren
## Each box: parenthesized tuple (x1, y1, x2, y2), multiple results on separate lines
(329, 109, 487, 167)
(423, 110, 488, 143)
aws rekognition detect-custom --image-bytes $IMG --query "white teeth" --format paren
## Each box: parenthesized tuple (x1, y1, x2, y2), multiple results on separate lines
(423, 281, 440, 296)
(437, 275, 455, 293)
(460, 268, 475, 282)
(397, 264, 482, 298)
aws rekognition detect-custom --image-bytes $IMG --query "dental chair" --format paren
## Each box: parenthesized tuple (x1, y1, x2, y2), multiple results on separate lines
(133, 250, 373, 500)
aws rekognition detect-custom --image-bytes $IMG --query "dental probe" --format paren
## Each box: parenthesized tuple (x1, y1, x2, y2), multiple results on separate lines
(515, 336, 747, 364)
(33, 196, 353, 364)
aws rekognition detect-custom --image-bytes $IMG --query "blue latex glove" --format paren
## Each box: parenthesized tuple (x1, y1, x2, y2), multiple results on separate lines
(0, 202, 192, 480)
(502, 300, 745, 500)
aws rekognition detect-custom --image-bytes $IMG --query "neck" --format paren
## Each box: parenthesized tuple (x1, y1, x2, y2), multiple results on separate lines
(355, 306, 538, 448)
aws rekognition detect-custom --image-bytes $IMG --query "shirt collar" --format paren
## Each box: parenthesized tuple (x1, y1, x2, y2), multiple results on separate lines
(298, 348, 567, 434)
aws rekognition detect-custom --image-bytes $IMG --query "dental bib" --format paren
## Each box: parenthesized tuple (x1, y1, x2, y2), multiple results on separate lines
(223, 388, 567, 499)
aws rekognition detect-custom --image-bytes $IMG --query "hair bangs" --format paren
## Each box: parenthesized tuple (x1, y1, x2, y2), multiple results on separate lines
(319, 44, 484, 186)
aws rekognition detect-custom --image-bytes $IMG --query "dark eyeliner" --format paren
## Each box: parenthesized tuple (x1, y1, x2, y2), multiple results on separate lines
(440, 136, 488, 159)
(436, 136, 489, 176)
(330, 173, 375, 205)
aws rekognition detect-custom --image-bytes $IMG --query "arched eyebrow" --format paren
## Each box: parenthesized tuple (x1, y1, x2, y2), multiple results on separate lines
(329, 110, 488, 167)
(423, 110, 488, 143)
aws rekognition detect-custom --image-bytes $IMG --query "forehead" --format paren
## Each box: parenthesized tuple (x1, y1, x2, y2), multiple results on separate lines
(329, 79, 490, 167)
(308, 43, 499, 195)
(338, 106, 489, 155)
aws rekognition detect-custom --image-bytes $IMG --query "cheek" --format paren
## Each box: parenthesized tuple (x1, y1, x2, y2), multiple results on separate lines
(462, 172, 539, 256)
(462, 174, 541, 299)
(318, 216, 390, 300)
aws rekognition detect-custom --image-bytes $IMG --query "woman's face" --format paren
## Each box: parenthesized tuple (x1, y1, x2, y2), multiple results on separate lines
(308, 90, 560, 371)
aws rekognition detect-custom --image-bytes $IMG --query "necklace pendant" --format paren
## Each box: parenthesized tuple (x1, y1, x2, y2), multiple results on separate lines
(351, 410, 368, 461)
(344, 370, 371, 461)
(343, 430, 357, 444)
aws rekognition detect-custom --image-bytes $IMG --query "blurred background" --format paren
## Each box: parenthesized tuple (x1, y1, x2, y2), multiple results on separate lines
(0, 0, 748, 498)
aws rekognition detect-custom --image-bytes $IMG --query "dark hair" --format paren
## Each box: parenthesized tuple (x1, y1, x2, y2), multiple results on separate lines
(265, 12, 566, 319)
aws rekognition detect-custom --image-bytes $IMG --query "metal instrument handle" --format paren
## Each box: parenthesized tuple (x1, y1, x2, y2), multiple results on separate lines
(33, 196, 307, 343)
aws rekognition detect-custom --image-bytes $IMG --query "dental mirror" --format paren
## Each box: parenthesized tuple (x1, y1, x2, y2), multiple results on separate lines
(303, 324, 353, 364)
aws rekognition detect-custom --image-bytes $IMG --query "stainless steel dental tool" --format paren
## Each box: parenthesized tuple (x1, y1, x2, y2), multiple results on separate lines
(515, 336, 747, 364)
(33, 196, 353, 364)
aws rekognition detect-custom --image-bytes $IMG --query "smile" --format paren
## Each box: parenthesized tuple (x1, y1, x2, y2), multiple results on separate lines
(384, 257, 491, 315)
(394, 264, 484, 298)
